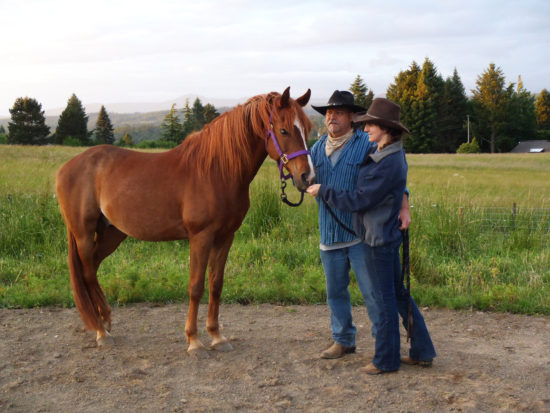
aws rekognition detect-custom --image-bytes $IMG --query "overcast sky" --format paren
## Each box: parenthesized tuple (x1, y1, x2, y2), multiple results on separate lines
(2, 0, 549, 117)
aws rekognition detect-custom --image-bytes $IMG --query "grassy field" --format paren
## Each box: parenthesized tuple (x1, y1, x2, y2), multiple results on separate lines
(1, 145, 549, 314)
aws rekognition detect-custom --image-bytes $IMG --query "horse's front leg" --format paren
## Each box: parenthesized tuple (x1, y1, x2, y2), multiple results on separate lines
(185, 233, 213, 356)
(207, 233, 235, 352)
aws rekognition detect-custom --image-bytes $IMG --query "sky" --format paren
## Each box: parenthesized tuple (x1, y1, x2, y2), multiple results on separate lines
(2, 0, 550, 117)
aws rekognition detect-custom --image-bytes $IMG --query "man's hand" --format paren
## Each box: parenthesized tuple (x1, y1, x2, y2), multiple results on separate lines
(399, 195, 411, 230)
(306, 184, 321, 197)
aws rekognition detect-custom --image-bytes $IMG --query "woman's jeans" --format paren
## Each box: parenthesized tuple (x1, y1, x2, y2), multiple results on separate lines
(320, 242, 377, 347)
(363, 241, 436, 371)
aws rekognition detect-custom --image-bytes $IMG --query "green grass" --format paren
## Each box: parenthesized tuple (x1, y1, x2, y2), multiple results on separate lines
(1, 146, 549, 314)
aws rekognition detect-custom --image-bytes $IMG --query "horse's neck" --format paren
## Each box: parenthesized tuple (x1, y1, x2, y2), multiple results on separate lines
(242, 135, 269, 185)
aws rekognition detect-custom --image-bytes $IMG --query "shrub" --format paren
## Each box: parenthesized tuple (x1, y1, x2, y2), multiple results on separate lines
(457, 137, 481, 153)
(62, 136, 82, 147)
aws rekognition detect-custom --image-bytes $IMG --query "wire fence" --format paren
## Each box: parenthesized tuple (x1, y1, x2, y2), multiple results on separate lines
(461, 204, 550, 234)
(412, 203, 550, 248)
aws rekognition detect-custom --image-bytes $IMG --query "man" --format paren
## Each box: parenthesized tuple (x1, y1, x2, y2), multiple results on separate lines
(310, 90, 411, 359)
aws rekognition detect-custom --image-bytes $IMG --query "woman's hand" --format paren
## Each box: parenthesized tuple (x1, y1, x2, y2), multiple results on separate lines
(306, 184, 321, 197)
(399, 195, 411, 230)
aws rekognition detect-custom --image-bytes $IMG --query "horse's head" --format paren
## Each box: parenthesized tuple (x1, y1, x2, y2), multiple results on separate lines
(265, 87, 315, 192)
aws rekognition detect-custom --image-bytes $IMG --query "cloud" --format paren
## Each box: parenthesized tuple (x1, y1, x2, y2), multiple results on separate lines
(1, 0, 549, 116)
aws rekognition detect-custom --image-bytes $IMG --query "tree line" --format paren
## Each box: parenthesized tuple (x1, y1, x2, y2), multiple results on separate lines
(1, 94, 220, 148)
(348, 60, 550, 153)
(2, 59, 550, 153)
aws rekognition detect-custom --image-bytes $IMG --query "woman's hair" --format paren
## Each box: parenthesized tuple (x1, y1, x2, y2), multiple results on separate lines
(366, 122, 404, 148)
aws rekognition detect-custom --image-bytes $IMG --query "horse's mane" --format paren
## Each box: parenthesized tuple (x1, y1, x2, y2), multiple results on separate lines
(179, 92, 310, 180)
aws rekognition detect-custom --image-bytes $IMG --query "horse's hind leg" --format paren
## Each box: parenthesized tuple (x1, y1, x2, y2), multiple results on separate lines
(92, 218, 127, 342)
(206, 233, 234, 352)
(71, 217, 127, 347)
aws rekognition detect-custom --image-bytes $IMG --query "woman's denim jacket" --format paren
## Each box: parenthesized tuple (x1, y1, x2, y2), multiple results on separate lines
(318, 141, 407, 247)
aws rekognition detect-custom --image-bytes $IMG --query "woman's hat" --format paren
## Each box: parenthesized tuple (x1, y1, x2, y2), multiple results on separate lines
(354, 98, 410, 133)
(312, 90, 366, 116)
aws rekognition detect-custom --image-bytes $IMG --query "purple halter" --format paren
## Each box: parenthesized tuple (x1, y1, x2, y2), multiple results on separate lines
(265, 112, 310, 180)
(265, 111, 311, 206)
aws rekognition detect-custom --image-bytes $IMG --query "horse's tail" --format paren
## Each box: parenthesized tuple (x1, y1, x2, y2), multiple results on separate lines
(67, 230, 111, 332)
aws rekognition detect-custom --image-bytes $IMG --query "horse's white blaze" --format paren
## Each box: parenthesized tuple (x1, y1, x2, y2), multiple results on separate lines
(294, 117, 315, 181)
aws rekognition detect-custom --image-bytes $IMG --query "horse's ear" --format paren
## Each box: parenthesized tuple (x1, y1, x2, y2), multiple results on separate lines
(296, 89, 311, 107)
(279, 87, 291, 108)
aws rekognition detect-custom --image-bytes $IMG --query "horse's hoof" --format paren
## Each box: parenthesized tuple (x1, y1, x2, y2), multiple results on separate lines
(211, 340, 233, 352)
(97, 334, 115, 347)
(187, 346, 209, 359)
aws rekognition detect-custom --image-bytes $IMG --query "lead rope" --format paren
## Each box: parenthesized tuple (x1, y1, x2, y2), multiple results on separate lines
(280, 178, 305, 207)
(402, 229, 413, 342)
(321, 199, 356, 235)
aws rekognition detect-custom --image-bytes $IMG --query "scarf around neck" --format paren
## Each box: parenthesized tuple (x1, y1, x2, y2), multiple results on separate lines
(326, 129, 354, 157)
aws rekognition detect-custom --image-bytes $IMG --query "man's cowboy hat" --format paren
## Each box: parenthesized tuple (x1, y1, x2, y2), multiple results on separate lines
(354, 98, 410, 133)
(312, 90, 366, 115)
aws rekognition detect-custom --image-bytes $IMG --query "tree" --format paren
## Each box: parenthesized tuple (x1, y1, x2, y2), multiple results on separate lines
(500, 76, 536, 150)
(181, 99, 194, 139)
(204, 103, 220, 124)
(535, 89, 550, 130)
(192, 98, 205, 131)
(387, 61, 421, 152)
(471, 63, 513, 153)
(55, 94, 90, 145)
(438, 68, 468, 152)
(94, 105, 115, 145)
(412, 58, 445, 152)
(122, 132, 134, 146)
(161, 104, 183, 143)
(0, 125, 8, 144)
(387, 59, 447, 153)
(349, 75, 374, 110)
(7, 97, 50, 145)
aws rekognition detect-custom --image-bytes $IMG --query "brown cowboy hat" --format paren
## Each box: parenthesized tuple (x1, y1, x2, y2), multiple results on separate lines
(312, 90, 366, 115)
(354, 98, 410, 133)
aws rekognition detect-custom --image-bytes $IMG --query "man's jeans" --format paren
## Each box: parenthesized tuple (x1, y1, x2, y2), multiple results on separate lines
(320, 242, 376, 347)
(363, 242, 436, 371)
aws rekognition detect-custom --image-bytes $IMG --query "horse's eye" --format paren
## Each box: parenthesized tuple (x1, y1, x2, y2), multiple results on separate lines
(280, 129, 288, 135)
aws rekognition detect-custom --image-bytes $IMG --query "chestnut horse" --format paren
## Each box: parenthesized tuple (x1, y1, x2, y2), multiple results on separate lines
(56, 87, 314, 353)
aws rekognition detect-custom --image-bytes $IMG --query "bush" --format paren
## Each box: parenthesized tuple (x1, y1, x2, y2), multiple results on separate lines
(457, 137, 481, 153)
(62, 136, 82, 147)
(0, 134, 7, 144)
(535, 129, 550, 140)
(135, 139, 177, 149)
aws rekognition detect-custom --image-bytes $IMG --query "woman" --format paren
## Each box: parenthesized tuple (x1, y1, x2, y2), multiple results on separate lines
(307, 98, 436, 375)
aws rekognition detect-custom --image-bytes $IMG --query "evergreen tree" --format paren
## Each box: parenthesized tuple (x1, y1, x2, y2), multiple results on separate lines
(204, 103, 220, 124)
(55, 94, 90, 145)
(7, 97, 51, 145)
(387, 59, 448, 153)
(94, 105, 115, 145)
(412, 58, 445, 152)
(387, 61, 421, 152)
(500, 76, 536, 150)
(192, 98, 205, 131)
(0, 125, 8, 144)
(535, 89, 550, 130)
(439, 68, 468, 152)
(471, 63, 513, 153)
(349, 75, 374, 110)
(181, 99, 194, 138)
(161, 104, 183, 143)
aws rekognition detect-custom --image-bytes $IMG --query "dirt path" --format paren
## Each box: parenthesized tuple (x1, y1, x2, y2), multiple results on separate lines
(1, 304, 549, 412)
